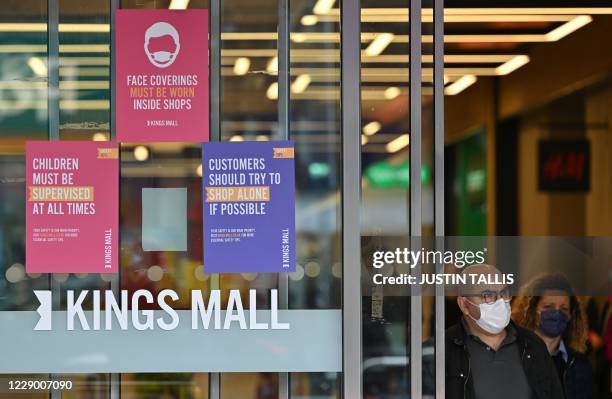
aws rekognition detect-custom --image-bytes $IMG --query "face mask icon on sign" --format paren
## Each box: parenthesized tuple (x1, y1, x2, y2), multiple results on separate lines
(144, 21, 180, 68)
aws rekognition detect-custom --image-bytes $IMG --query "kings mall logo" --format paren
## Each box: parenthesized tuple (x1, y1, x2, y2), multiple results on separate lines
(33, 291, 52, 330)
(33, 289, 290, 332)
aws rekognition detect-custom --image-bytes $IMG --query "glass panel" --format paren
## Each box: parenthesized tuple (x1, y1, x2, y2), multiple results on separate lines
(42, 2, 115, 395)
(0, 0, 48, 312)
(119, 0, 211, 398)
(58, 0, 110, 141)
(119, 0, 208, 312)
(218, 0, 343, 392)
(220, 0, 278, 144)
(221, 373, 277, 399)
(121, 373, 209, 399)
(0, 0, 47, 142)
(360, 0, 411, 396)
(60, 374, 109, 398)
(289, 0, 342, 312)
(55, 0, 112, 309)
(291, 372, 341, 398)
(289, 0, 343, 395)
(217, 0, 280, 305)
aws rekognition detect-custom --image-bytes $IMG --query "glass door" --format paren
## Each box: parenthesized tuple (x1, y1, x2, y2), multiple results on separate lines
(0, 0, 448, 397)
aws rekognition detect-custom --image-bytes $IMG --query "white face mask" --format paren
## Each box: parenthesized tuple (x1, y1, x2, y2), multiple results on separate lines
(152, 51, 173, 63)
(466, 298, 511, 334)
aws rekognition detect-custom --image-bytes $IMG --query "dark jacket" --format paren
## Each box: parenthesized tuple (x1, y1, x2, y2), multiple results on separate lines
(560, 346, 595, 399)
(445, 320, 566, 399)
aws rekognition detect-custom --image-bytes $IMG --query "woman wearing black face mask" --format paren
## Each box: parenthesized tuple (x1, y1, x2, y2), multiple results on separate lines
(513, 273, 595, 399)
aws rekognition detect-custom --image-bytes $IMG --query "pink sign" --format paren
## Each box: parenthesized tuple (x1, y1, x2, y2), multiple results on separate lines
(26, 141, 119, 273)
(116, 9, 209, 142)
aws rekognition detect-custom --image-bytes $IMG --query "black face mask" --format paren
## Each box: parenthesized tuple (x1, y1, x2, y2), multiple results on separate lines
(539, 309, 569, 338)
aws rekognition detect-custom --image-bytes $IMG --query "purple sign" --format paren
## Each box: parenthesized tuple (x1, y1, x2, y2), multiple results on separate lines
(203, 141, 296, 273)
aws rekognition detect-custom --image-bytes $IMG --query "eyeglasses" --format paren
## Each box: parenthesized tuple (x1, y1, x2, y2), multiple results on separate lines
(469, 287, 512, 304)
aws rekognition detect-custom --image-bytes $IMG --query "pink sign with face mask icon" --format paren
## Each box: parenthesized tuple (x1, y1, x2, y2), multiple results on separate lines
(116, 10, 209, 142)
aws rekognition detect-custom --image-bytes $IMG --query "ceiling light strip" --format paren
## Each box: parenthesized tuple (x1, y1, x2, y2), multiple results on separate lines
(545, 15, 592, 41)
(364, 33, 395, 56)
(494, 55, 530, 75)
(386, 134, 410, 153)
(321, 14, 578, 23)
(0, 8, 608, 32)
(328, 7, 612, 16)
(444, 74, 477, 95)
(220, 53, 520, 64)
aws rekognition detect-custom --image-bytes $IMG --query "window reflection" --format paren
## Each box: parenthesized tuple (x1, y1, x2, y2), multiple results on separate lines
(360, 0, 412, 395)
(217, 0, 279, 306)
(61, 374, 109, 399)
(0, 0, 48, 311)
(289, 0, 342, 312)
(121, 373, 209, 399)
(120, 143, 204, 309)
(0, 1, 48, 144)
(58, 0, 110, 141)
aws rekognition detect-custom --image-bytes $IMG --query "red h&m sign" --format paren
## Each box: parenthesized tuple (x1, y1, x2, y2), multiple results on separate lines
(538, 140, 590, 192)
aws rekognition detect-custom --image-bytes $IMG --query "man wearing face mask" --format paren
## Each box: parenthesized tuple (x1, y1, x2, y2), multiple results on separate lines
(513, 273, 595, 399)
(446, 264, 564, 399)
